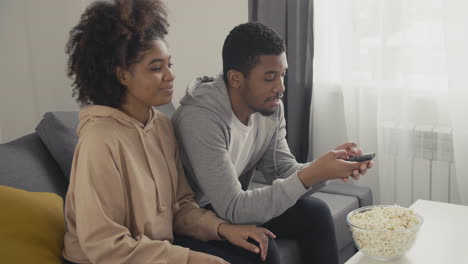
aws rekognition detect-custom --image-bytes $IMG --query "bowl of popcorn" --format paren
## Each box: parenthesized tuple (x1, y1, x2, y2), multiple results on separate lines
(346, 205, 423, 261)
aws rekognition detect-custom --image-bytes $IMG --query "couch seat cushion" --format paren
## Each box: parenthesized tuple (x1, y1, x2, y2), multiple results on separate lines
(319, 180, 373, 207)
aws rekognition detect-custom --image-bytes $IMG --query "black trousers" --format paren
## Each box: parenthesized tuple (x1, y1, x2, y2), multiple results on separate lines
(174, 235, 280, 264)
(187, 195, 339, 264)
(262, 195, 339, 264)
(62, 259, 77, 264)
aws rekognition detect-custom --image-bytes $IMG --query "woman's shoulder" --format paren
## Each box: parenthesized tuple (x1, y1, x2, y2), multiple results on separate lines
(82, 116, 120, 132)
(77, 117, 121, 148)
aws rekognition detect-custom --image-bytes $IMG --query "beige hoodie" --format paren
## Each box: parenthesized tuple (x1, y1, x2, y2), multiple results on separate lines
(63, 105, 225, 264)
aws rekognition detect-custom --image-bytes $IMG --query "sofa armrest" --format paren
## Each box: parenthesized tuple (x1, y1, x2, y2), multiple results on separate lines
(318, 180, 373, 207)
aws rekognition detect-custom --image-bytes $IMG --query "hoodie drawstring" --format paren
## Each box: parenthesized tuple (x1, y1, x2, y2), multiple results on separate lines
(136, 128, 163, 213)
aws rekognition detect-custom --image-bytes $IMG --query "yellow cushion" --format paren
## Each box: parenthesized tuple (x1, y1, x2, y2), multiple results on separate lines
(0, 185, 65, 264)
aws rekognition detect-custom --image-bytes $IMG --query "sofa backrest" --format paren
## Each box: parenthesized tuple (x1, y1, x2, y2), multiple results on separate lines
(35, 112, 79, 181)
(0, 133, 68, 197)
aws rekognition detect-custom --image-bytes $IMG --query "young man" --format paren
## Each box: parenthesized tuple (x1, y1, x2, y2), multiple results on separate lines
(172, 22, 373, 264)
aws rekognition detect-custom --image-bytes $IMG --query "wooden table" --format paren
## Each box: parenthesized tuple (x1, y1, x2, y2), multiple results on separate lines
(345, 200, 468, 264)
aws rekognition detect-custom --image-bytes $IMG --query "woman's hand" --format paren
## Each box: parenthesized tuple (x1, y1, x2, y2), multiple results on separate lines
(188, 250, 230, 264)
(217, 223, 276, 261)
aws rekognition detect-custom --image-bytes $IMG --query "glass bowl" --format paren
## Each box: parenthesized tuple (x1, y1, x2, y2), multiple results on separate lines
(346, 205, 424, 261)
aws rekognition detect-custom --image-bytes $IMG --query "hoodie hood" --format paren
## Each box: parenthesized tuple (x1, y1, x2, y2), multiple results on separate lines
(77, 105, 157, 136)
(77, 105, 173, 213)
(179, 75, 234, 127)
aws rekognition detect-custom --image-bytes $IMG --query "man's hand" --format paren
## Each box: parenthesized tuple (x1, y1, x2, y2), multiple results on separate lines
(217, 223, 276, 261)
(334, 142, 374, 181)
(188, 250, 230, 264)
(298, 147, 375, 187)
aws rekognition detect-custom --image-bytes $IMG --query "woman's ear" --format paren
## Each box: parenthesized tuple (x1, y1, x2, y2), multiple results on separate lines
(115, 66, 130, 86)
(227, 70, 243, 89)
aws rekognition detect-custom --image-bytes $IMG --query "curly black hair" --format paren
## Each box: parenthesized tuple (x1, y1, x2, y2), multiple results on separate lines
(66, 0, 168, 107)
(222, 22, 286, 86)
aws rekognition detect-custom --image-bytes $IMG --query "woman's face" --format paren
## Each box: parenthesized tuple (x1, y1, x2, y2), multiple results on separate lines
(120, 39, 175, 108)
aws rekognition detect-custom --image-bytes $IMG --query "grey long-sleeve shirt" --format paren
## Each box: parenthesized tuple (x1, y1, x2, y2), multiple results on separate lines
(172, 75, 326, 225)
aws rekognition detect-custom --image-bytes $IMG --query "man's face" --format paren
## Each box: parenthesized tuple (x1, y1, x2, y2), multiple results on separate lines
(240, 52, 288, 116)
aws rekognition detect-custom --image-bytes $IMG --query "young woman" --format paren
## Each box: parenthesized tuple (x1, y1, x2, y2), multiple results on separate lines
(62, 1, 279, 263)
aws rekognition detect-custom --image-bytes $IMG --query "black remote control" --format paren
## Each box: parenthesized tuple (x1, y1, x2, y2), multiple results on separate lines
(347, 152, 376, 162)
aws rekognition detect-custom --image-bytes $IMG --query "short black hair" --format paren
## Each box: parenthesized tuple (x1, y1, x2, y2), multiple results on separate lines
(222, 22, 286, 85)
(66, 0, 168, 108)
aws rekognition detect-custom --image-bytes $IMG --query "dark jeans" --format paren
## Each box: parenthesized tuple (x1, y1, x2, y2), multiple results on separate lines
(262, 195, 339, 264)
(174, 235, 280, 264)
(62, 259, 77, 264)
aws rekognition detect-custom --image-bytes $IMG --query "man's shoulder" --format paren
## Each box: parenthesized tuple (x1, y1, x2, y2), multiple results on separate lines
(174, 104, 215, 120)
(172, 104, 228, 130)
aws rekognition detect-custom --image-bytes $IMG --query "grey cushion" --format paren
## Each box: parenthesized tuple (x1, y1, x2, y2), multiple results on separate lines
(36, 112, 79, 181)
(0, 133, 68, 197)
(319, 180, 373, 207)
(339, 243, 358, 264)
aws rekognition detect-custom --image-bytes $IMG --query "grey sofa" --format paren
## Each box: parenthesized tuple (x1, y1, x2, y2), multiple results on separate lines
(0, 104, 372, 264)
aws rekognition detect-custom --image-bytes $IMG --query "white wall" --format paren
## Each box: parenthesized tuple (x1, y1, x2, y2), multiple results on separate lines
(0, 0, 83, 143)
(166, 1, 247, 107)
(0, 0, 247, 143)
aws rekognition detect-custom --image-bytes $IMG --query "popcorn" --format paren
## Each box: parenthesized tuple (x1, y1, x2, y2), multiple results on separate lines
(348, 205, 422, 260)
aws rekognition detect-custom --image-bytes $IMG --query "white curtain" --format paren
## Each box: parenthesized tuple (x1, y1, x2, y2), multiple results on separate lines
(312, 0, 468, 206)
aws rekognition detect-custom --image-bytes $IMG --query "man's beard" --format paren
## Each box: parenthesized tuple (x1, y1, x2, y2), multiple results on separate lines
(250, 92, 283, 117)
(257, 108, 276, 116)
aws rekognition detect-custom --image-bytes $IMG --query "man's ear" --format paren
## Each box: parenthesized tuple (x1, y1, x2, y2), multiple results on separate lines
(226, 69, 243, 89)
(115, 66, 130, 86)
